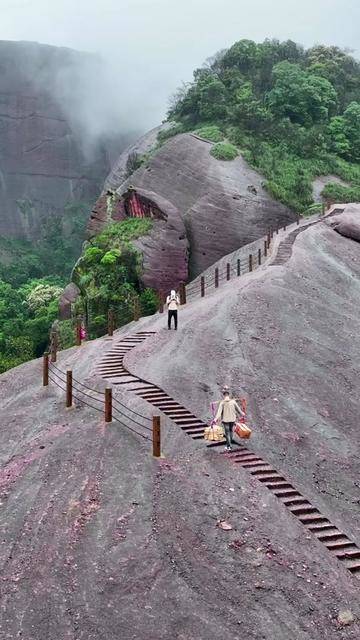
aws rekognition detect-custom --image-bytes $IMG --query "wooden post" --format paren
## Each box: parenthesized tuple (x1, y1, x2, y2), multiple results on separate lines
(75, 320, 81, 346)
(215, 267, 219, 288)
(133, 298, 140, 321)
(43, 352, 49, 386)
(249, 254, 253, 272)
(297, 216, 300, 225)
(283, 224, 286, 232)
(179, 282, 186, 305)
(50, 330, 58, 363)
(200, 276, 205, 298)
(66, 370, 73, 408)
(226, 263, 231, 281)
(105, 388, 112, 423)
(159, 291, 164, 314)
(270, 227, 274, 239)
(237, 258, 241, 276)
(276, 227, 279, 235)
(321, 202, 325, 216)
(152, 416, 161, 458)
(258, 248, 261, 266)
(264, 240, 267, 258)
(108, 309, 114, 337)
(267, 230, 271, 246)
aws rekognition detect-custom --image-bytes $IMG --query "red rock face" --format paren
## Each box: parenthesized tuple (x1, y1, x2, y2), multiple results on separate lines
(88, 188, 189, 292)
(124, 135, 298, 277)
(87, 131, 298, 291)
(0, 41, 113, 240)
(87, 192, 127, 236)
(101, 132, 297, 281)
(129, 188, 188, 292)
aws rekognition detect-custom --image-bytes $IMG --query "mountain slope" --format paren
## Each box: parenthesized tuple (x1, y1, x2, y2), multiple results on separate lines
(88, 132, 295, 281)
(0, 205, 359, 639)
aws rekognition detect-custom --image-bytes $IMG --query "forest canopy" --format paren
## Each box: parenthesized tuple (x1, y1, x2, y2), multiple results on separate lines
(168, 39, 360, 211)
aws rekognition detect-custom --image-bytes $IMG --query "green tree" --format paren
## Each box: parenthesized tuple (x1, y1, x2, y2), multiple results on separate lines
(220, 39, 259, 74)
(306, 45, 360, 110)
(198, 77, 227, 121)
(328, 101, 360, 160)
(267, 62, 337, 126)
(229, 81, 271, 132)
(328, 116, 351, 157)
(24, 283, 63, 313)
(343, 102, 360, 161)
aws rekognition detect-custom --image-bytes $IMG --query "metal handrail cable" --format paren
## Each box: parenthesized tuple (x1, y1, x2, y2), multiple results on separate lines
(71, 377, 104, 399)
(48, 373, 67, 391)
(71, 382, 104, 406)
(112, 396, 152, 422)
(112, 401, 152, 431)
(71, 391, 104, 413)
(112, 408, 151, 440)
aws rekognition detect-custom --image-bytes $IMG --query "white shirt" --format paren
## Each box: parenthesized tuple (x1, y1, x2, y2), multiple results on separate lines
(167, 295, 180, 310)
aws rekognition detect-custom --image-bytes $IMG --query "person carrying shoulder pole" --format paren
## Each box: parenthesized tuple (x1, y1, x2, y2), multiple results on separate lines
(216, 386, 245, 451)
(166, 289, 180, 330)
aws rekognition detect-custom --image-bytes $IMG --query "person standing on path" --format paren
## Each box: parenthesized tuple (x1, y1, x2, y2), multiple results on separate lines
(166, 289, 180, 330)
(216, 386, 245, 451)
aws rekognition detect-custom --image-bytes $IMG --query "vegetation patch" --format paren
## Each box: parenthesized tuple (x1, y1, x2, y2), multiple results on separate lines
(321, 182, 360, 203)
(210, 142, 238, 161)
(0, 201, 91, 372)
(194, 125, 224, 142)
(0, 207, 158, 370)
(95, 218, 153, 245)
(169, 38, 360, 212)
(0, 201, 89, 287)
(0, 276, 62, 373)
(73, 218, 158, 338)
(157, 122, 187, 145)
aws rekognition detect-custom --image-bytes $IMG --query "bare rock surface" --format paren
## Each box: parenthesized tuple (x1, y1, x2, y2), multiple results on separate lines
(131, 188, 188, 291)
(329, 204, 360, 243)
(109, 133, 295, 278)
(104, 124, 168, 192)
(59, 282, 81, 319)
(1, 205, 360, 638)
(126, 207, 360, 548)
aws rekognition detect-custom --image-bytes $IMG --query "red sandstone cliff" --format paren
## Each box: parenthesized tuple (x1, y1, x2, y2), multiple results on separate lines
(87, 131, 296, 290)
(0, 40, 128, 240)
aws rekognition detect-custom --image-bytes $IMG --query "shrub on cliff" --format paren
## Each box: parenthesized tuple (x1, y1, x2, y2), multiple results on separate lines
(73, 218, 157, 337)
(194, 125, 224, 142)
(322, 182, 360, 203)
(210, 142, 238, 161)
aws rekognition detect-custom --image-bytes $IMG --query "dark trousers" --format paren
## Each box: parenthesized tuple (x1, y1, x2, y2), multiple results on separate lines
(223, 422, 235, 447)
(168, 310, 178, 329)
